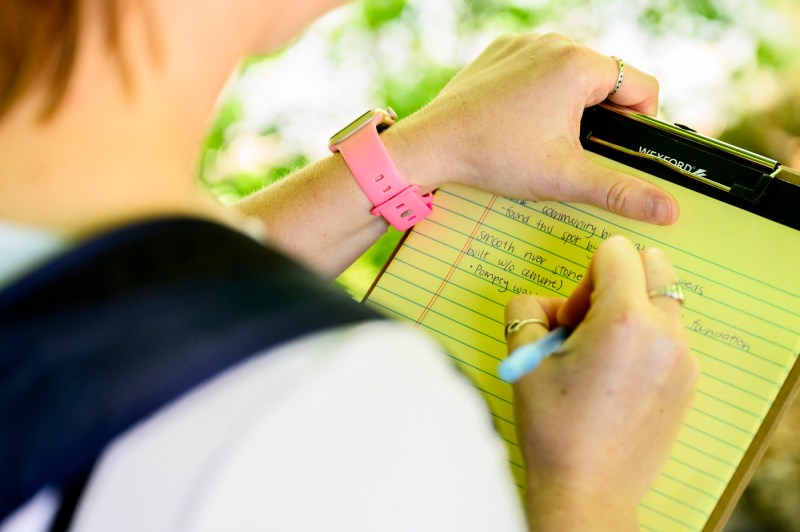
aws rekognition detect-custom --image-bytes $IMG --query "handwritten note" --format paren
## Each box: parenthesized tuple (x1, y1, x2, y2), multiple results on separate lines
(365, 152, 800, 531)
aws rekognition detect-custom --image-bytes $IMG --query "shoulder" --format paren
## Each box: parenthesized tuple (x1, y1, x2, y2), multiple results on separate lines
(71, 322, 525, 532)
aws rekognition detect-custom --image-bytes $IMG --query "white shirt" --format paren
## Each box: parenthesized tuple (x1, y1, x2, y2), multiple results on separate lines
(0, 222, 525, 532)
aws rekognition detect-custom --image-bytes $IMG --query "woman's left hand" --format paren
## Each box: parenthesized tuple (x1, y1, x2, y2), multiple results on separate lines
(388, 32, 678, 225)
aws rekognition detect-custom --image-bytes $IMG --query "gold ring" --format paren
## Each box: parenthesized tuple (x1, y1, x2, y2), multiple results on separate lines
(648, 283, 685, 305)
(504, 318, 547, 339)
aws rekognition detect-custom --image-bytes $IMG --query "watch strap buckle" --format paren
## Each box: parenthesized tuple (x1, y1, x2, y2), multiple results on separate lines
(371, 185, 433, 231)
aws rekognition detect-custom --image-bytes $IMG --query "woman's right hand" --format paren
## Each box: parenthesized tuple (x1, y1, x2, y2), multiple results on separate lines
(505, 236, 698, 530)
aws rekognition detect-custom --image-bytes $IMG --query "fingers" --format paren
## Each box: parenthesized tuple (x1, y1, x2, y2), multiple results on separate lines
(550, 44, 676, 226)
(559, 238, 685, 328)
(605, 59, 660, 116)
(560, 155, 680, 225)
(504, 295, 563, 352)
(531, 40, 677, 226)
(578, 46, 658, 115)
(558, 236, 646, 326)
(639, 248, 696, 389)
(556, 271, 592, 328)
(641, 248, 682, 316)
(581, 235, 646, 306)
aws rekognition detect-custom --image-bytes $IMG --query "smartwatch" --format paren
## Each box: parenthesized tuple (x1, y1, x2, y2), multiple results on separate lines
(329, 108, 433, 231)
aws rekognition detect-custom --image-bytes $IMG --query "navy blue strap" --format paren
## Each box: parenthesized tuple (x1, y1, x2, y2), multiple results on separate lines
(0, 218, 380, 520)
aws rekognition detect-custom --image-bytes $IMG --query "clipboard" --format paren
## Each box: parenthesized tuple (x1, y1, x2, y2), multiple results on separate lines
(581, 103, 800, 529)
(581, 103, 800, 230)
(364, 104, 800, 531)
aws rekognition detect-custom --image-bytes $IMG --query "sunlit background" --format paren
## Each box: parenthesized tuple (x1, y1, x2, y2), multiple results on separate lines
(199, 1, 800, 529)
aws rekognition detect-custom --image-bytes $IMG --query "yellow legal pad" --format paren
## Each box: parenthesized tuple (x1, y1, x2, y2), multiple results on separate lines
(364, 153, 800, 531)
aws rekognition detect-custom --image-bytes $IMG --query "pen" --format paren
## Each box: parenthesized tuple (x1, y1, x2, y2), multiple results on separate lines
(498, 325, 572, 383)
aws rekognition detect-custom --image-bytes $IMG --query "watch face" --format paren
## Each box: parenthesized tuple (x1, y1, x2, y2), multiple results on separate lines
(329, 108, 395, 146)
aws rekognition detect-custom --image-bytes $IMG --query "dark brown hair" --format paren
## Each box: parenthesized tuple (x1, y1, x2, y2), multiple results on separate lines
(0, 0, 122, 120)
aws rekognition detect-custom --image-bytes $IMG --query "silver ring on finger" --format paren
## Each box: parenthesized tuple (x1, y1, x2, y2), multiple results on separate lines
(609, 56, 625, 96)
(648, 283, 685, 305)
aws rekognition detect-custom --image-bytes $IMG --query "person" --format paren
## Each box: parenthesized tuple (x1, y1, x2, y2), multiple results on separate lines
(0, 1, 698, 531)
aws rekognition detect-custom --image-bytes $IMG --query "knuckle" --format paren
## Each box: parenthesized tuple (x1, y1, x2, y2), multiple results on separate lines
(493, 32, 516, 46)
(536, 32, 582, 61)
(608, 306, 648, 341)
(539, 31, 573, 44)
(486, 33, 519, 56)
(505, 32, 546, 53)
(605, 179, 635, 215)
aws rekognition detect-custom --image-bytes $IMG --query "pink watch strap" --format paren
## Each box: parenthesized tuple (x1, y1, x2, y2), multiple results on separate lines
(332, 113, 433, 231)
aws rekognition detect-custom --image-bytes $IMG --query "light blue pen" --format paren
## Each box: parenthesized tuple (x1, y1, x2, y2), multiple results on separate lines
(498, 325, 572, 383)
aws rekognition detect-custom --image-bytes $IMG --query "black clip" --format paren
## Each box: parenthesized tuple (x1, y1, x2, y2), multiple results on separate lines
(580, 104, 778, 204)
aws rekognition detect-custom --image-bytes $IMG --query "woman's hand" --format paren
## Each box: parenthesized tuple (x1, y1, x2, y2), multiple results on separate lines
(504, 236, 697, 530)
(389, 32, 678, 225)
(243, 33, 679, 278)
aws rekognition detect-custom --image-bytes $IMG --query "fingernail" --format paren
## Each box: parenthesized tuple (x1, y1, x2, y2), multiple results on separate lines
(646, 196, 670, 224)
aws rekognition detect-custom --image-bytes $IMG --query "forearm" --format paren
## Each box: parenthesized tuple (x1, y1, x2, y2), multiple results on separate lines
(234, 120, 445, 278)
(235, 154, 384, 278)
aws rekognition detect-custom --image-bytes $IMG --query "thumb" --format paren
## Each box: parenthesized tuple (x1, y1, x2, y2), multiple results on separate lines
(560, 155, 680, 225)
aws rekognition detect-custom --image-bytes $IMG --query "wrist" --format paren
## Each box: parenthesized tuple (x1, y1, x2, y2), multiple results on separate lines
(525, 481, 639, 531)
(329, 108, 435, 231)
(382, 109, 462, 193)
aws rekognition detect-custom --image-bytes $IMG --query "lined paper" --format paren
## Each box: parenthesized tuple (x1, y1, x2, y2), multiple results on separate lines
(365, 152, 800, 531)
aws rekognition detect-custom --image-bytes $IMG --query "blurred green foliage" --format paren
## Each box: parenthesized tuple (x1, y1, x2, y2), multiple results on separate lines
(363, 0, 406, 27)
(199, 0, 799, 298)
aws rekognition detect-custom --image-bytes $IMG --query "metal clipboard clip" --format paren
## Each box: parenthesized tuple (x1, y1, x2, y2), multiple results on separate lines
(580, 103, 800, 230)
